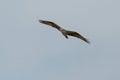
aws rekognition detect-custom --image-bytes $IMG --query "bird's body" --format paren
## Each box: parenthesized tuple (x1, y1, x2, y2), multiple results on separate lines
(39, 20, 90, 44)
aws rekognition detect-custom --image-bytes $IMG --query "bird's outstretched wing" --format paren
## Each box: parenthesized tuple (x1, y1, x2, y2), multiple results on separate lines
(39, 20, 90, 44)
(39, 20, 61, 30)
(66, 30, 90, 43)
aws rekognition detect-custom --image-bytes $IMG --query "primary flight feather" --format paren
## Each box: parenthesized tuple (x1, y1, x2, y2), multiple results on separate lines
(39, 20, 90, 44)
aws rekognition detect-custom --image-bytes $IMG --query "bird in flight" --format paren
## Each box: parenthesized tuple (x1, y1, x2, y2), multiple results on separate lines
(39, 20, 90, 44)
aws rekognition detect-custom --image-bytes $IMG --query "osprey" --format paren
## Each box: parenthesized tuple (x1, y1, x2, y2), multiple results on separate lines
(39, 20, 90, 44)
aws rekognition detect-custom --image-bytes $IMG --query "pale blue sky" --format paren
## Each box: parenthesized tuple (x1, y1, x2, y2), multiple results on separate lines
(0, 0, 120, 80)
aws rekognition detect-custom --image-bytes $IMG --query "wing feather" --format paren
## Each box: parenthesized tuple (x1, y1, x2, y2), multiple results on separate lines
(39, 20, 61, 30)
(67, 31, 90, 43)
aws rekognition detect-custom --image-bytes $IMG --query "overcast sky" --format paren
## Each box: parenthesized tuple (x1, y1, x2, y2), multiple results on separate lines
(0, 0, 120, 80)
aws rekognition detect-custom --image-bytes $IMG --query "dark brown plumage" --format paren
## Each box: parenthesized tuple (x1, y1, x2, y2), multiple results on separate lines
(39, 20, 90, 44)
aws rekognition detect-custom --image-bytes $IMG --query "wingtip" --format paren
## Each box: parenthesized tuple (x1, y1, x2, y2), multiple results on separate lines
(86, 40, 90, 44)
(38, 20, 43, 23)
(39, 19, 48, 24)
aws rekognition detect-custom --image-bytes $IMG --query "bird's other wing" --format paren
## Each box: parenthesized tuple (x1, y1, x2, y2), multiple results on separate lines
(66, 30, 90, 43)
(39, 20, 61, 30)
